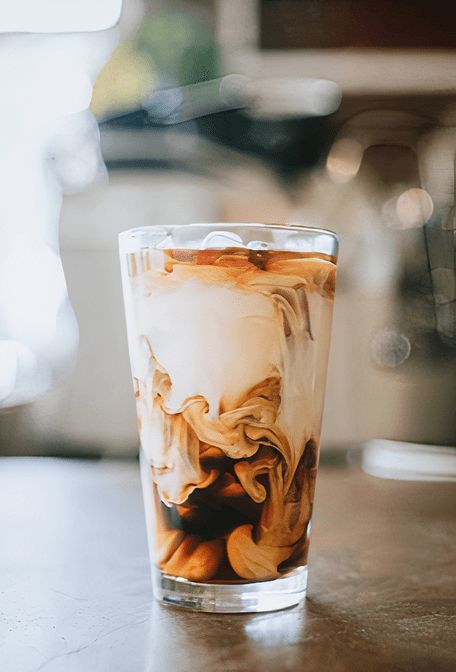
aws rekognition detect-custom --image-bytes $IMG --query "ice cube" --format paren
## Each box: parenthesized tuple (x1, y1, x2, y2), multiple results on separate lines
(201, 231, 245, 249)
(155, 234, 173, 249)
(247, 240, 272, 250)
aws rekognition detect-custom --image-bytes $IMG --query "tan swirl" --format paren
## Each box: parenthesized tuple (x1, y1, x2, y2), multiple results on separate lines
(132, 249, 334, 581)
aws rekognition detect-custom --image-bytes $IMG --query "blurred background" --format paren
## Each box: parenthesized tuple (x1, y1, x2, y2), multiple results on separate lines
(2, 0, 456, 466)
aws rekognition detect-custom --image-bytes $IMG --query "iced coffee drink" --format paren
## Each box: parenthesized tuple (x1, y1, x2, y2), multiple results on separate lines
(120, 224, 338, 612)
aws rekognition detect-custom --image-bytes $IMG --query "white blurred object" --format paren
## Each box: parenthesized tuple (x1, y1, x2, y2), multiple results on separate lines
(0, 1, 120, 410)
(0, 1, 121, 33)
(247, 77, 341, 120)
(356, 440, 456, 482)
(142, 74, 341, 125)
(145, 74, 249, 124)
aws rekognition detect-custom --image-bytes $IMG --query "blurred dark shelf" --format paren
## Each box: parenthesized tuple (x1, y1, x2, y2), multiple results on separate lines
(261, 0, 456, 49)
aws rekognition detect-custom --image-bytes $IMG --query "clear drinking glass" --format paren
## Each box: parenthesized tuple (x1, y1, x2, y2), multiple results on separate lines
(119, 223, 338, 613)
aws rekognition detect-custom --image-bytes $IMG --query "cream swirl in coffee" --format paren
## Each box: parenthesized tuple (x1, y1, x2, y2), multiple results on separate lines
(127, 247, 335, 581)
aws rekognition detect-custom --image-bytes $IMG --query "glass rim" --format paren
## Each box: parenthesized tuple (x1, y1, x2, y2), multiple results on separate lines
(119, 222, 339, 255)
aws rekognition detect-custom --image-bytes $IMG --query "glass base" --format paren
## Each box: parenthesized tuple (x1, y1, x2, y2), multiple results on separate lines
(152, 566, 307, 613)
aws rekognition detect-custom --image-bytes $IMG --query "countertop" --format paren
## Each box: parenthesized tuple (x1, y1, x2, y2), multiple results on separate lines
(1, 457, 455, 672)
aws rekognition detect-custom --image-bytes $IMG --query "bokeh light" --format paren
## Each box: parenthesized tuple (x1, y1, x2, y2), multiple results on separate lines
(326, 138, 364, 183)
(396, 187, 433, 228)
